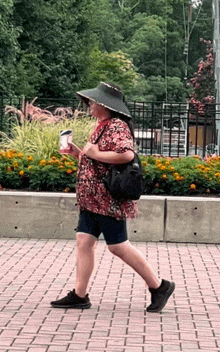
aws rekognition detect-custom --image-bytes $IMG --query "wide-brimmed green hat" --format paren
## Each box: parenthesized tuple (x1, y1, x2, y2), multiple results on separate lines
(77, 82, 131, 118)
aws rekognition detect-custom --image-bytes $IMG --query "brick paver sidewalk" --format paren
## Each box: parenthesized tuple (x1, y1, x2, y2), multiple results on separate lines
(0, 238, 220, 352)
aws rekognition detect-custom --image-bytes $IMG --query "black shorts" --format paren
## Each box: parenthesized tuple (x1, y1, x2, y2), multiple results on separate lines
(77, 210, 128, 245)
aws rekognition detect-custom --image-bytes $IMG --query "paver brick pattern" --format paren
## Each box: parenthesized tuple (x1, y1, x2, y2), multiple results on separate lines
(0, 238, 220, 352)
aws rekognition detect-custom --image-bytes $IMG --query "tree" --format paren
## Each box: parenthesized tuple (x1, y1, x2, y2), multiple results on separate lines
(188, 39, 215, 116)
(83, 47, 140, 97)
(0, 0, 21, 95)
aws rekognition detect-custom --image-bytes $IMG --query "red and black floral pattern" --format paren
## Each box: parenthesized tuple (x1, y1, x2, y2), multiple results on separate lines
(76, 118, 138, 220)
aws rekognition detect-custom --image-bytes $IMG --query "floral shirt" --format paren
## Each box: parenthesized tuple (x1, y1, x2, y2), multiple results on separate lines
(76, 118, 138, 220)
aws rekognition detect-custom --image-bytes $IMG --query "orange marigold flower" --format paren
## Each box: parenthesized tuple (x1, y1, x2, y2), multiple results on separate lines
(13, 162, 19, 168)
(170, 167, 175, 171)
(66, 169, 72, 174)
(18, 153, 23, 159)
(215, 172, 220, 177)
(161, 174, 167, 180)
(40, 159, 46, 165)
(19, 170, 24, 176)
(7, 166, 12, 172)
(190, 183, 196, 190)
(64, 187, 71, 193)
(174, 172, 179, 177)
(28, 156, 34, 162)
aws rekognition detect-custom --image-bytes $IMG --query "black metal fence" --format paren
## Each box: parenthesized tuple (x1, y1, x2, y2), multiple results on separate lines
(1, 96, 220, 158)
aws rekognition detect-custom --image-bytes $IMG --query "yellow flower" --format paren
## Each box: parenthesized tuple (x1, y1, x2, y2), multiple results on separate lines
(18, 153, 23, 159)
(190, 183, 196, 190)
(64, 187, 71, 193)
(170, 167, 175, 171)
(58, 165, 64, 169)
(175, 175, 180, 181)
(160, 165, 166, 170)
(28, 166, 32, 170)
(161, 174, 167, 180)
(28, 156, 33, 162)
(19, 170, 24, 176)
(66, 169, 72, 174)
(174, 173, 179, 177)
(13, 161, 19, 168)
(40, 159, 46, 165)
(215, 172, 220, 177)
(6, 150, 16, 159)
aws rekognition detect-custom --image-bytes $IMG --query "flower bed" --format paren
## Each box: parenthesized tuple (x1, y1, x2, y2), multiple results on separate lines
(0, 150, 78, 192)
(140, 154, 220, 196)
(0, 150, 220, 196)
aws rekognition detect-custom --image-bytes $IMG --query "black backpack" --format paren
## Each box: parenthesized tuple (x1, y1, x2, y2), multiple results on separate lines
(103, 152, 144, 200)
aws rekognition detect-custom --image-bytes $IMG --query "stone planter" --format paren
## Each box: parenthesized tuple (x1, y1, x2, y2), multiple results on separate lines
(0, 191, 220, 243)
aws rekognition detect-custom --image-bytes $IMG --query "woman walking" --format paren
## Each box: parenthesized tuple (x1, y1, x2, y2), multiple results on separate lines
(51, 82, 175, 312)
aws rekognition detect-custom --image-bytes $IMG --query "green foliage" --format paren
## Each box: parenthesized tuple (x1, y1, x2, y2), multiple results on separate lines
(0, 150, 78, 192)
(84, 48, 139, 97)
(140, 155, 220, 196)
(0, 0, 213, 102)
(1, 152, 220, 195)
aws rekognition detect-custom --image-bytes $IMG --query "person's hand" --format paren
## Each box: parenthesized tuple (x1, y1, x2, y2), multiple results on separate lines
(83, 142, 99, 160)
(67, 142, 81, 158)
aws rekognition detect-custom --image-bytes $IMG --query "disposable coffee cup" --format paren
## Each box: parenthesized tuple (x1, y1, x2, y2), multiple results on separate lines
(59, 129, 73, 154)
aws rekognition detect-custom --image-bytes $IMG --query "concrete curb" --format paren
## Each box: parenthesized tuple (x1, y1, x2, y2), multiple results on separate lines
(0, 192, 220, 243)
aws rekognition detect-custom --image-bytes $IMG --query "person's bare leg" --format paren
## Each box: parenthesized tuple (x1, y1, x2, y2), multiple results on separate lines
(75, 233, 97, 297)
(108, 240, 160, 289)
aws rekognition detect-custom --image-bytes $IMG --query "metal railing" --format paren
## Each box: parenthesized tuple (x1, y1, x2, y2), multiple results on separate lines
(1, 96, 220, 158)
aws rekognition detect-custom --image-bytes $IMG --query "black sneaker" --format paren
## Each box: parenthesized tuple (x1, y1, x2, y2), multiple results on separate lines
(50, 289, 92, 309)
(147, 279, 175, 313)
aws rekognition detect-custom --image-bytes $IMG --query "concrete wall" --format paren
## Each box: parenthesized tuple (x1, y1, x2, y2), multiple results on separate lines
(0, 192, 220, 243)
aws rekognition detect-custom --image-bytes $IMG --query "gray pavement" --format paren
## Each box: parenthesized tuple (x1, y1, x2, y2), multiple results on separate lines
(0, 237, 220, 352)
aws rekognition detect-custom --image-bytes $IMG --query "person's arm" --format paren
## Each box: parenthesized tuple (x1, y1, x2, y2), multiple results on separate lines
(83, 142, 134, 164)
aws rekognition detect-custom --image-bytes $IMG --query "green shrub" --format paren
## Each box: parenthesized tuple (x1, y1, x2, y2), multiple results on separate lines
(1, 151, 220, 195)
(140, 155, 220, 196)
(0, 151, 78, 192)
